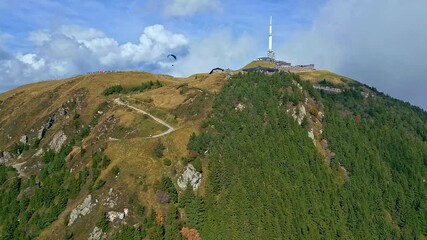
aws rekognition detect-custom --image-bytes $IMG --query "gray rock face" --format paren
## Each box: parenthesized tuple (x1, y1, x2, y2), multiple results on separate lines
(68, 195, 96, 226)
(37, 116, 57, 141)
(308, 129, 316, 146)
(234, 103, 246, 112)
(88, 226, 104, 240)
(107, 209, 128, 222)
(291, 105, 306, 125)
(20, 135, 28, 144)
(177, 164, 202, 190)
(33, 148, 44, 157)
(57, 107, 67, 118)
(0, 151, 13, 164)
(38, 126, 47, 140)
(103, 188, 118, 209)
(46, 117, 54, 129)
(49, 130, 67, 153)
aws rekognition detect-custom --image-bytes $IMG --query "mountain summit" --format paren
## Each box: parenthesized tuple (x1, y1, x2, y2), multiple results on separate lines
(0, 66, 425, 239)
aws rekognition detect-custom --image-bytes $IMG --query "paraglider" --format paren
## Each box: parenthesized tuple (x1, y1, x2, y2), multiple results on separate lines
(167, 54, 177, 60)
(167, 54, 177, 66)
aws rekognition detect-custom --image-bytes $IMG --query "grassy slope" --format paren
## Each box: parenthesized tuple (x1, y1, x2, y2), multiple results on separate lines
(241, 60, 276, 69)
(297, 70, 354, 85)
(0, 70, 224, 238)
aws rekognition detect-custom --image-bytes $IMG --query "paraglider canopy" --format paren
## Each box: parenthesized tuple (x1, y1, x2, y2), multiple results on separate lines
(167, 54, 177, 60)
(167, 54, 177, 66)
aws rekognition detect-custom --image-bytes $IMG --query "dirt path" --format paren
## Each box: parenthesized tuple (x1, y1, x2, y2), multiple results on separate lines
(114, 98, 175, 138)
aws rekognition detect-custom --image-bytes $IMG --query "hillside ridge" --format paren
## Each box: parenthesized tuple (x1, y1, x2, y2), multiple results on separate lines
(0, 68, 425, 239)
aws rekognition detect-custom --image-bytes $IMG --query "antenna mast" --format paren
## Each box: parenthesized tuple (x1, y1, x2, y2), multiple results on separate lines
(267, 16, 275, 60)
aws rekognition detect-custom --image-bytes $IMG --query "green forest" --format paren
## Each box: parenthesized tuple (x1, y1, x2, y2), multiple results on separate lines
(185, 72, 426, 239)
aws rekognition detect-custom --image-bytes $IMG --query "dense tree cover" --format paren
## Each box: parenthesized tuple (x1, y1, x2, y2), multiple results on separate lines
(110, 225, 145, 240)
(0, 103, 111, 239)
(175, 72, 426, 239)
(0, 145, 75, 239)
(158, 176, 178, 203)
(320, 87, 427, 238)
(103, 80, 163, 96)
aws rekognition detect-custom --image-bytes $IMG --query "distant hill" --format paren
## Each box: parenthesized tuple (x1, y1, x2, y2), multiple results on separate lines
(0, 67, 425, 239)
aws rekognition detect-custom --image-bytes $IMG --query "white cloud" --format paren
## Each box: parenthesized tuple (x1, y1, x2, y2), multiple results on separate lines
(59, 25, 105, 41)
(169, 28, 257, 76)
(0, 24, 188, 87)
(278, 0, 427, 109)
(164, 0, 221, 17)
(16, 53, 46, 70)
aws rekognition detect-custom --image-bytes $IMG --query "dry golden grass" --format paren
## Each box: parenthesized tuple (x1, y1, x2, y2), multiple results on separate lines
(190, 72, 229, 93)
(241, 60, 276, 69)
(103, 138, 165, 209)
(0, 70, 224, 238)
(134, 86, 188, 110)
(114, 109, 137, 127)
(297, 70, 354, 85)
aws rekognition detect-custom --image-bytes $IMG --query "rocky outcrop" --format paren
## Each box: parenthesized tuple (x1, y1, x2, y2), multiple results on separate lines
(103, 188, 118, 209)
(308, 129, 316, 146)
(291, 104, 307, 125)
(20, 135, 28, 144)
(177, 164, 202, 190)
(49, 130, 67, 153)
(33, 148, 44, 157)
(234, 103, 246, 112)
(96, 115, 118, 140)
(0, 151, 13, 164)
(107, 208, 128, 222)
(68, 195, 96, 226)
(88, 226, 104, 240)
(38, 126, 47, 140)
(37, 116, 55, 141)
(37, 104, 71, 141)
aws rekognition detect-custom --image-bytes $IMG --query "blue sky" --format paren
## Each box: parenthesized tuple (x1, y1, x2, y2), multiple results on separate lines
(0, 0, 426, 110)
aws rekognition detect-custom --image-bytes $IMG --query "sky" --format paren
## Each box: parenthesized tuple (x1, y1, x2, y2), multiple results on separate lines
(0, 0, 426, 110)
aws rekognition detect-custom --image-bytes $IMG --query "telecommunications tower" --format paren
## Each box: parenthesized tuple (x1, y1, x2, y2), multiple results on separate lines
(267, 16, 275, 59)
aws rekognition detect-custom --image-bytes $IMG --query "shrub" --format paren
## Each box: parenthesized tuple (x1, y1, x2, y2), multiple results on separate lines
(103, 85, 124, 96)
(181, 157, 189, 165)
(94, 179, 106, 190)
(12, 143, 29, 154)
(136, 204, 145, 217)
(176, 83, 189, 89)
(154, 141, 166, 158)
(192, 159, 203, 173)
(163, 158, 172, 166)
(156, 190, 170, 204)
(101, 155, 111, 168)
(112, 166, 120, 176)
(308, 106, 319, 117)
(96, 212, 110, 232)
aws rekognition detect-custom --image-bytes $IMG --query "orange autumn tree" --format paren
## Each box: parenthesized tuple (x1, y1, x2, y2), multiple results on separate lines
(180, 227, 201, 240)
